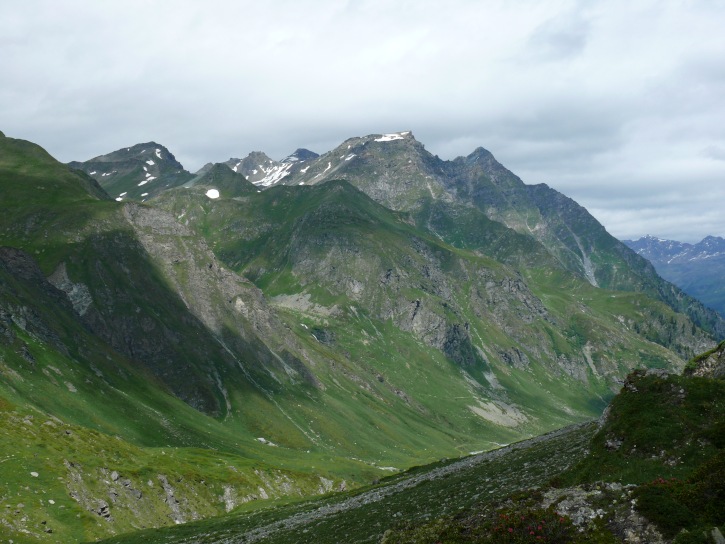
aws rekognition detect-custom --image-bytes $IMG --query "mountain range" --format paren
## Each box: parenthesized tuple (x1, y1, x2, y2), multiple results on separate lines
(624, 234, 725, 317)
(1, 128, 723, 542)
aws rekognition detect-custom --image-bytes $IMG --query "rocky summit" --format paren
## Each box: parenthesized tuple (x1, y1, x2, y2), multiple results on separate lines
(1, 129, 723, 543)
(68, 142, 193, 202)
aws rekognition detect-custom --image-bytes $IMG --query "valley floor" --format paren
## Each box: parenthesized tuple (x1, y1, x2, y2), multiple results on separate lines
(96, 422, 596, 544)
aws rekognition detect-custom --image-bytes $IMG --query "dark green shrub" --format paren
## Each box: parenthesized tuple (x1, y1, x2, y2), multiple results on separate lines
(634, 478, 694, 537)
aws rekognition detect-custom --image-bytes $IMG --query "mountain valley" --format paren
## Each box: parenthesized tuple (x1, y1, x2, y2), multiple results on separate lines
(1, 128, 723, 543)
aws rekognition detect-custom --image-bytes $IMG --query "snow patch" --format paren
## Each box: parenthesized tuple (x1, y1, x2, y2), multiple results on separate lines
(115, 197, 123, 201)
(155, 148, 162, 159)
(252, 162, 293, 187)
(205, 189, 220, 199)
(141, 192, 148, 197)
(146, 160, 155, 165)
(119, 192, 127, 197)
(138, 180, 148, 186)
(90, 171, 96, 175)
(345, 154, 356, 161)
(375, 132, 406, 142)
(299, 182, 305, 185)
(300, 166, 310, 173)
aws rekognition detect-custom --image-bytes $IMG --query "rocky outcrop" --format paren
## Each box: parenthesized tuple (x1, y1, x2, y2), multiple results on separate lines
(544, 483, 668, 544)
(0, 247, 72, 356)
(684, 340, 725, 378)
(47, 262, 93, 316)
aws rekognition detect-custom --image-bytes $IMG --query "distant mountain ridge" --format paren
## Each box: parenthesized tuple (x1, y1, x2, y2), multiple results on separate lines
(624, 234, 725, 264)
(624, 234, 725, 317)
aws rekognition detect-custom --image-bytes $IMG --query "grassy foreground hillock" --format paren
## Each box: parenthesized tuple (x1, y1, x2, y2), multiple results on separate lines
(385, 368, 725, 543)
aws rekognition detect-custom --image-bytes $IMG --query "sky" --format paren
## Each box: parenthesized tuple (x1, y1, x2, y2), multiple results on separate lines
(2, 0, 724, 242)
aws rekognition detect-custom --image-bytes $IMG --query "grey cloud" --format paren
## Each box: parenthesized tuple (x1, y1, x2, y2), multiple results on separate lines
(702, 146, 725, 161)
(525, 11, 591, 61)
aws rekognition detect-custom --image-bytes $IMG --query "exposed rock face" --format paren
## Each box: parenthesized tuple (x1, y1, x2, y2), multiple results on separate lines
(684, 340, 725, 378)
(544, 484, 668, 544)
(47, 262, 93, 316)
(0, 247, 72, 355)
(121, 203, 320, 389)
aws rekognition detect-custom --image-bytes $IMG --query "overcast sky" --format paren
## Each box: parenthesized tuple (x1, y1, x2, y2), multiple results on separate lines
(2, 1, 724, 242)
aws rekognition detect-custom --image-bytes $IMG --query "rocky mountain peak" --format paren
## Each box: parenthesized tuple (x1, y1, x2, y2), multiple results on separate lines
(464, 146, 496, 163)
(82, 142, 183, 169)
(369, 130, 415, 143)
(67, 141, 192, 202)
(284, 148, 319, 163)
